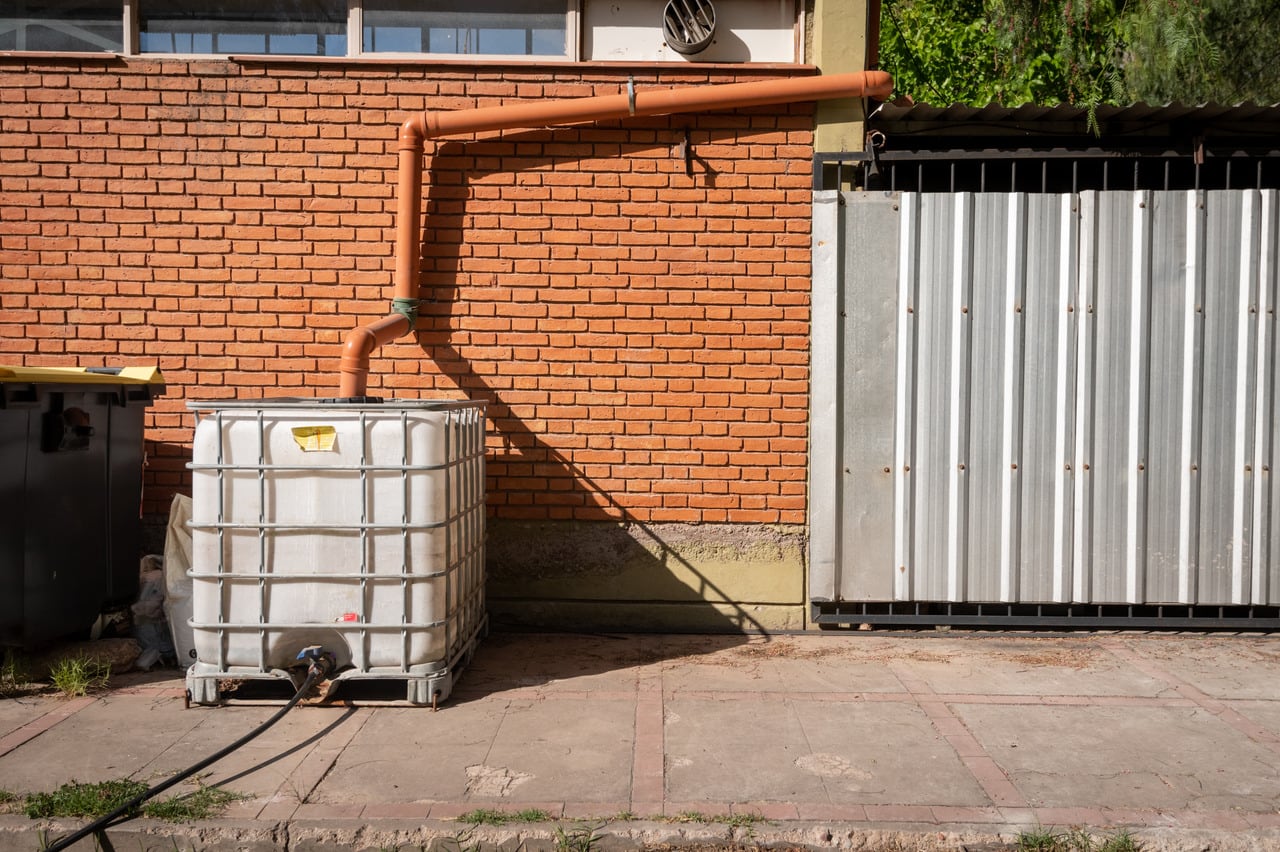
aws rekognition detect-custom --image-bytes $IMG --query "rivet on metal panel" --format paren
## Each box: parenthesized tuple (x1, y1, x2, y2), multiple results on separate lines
(961, 306, 969, 314)
(1137, 463, 1145, 471)
(1014, 304, 1022, 313)
(957, 463, 966, 471)
(1246, 464, 1253, 473)
(1265, 466, 1271, 473)
(1083, 463, 1090, 471)
(903, 464, 911, 472)
(898, 565, 906, 573)
(1139, 201, 1146, 208)
(1087, 305, 1094, 313)
(1011, 463, 1018, 470)
(907, 306, 914, 314)
(1068, 305, 1074, 313)
(1196, 305, 1203, 313)
(1065, 463, 1072, 470)
(892, 204, 899, 211)
(883, 466, 891, 474)
(1191, 463, 1198, 472)
(1251, 306, 1258, 314)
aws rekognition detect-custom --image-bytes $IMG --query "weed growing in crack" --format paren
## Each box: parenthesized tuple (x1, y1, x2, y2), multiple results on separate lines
(47, 655, 110, 698)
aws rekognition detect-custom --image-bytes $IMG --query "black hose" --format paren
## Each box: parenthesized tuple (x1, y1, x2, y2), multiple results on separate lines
(44, 659, 330, 852)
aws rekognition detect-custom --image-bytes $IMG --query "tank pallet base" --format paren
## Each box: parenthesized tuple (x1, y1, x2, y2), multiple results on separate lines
(186, 616, 487, 708)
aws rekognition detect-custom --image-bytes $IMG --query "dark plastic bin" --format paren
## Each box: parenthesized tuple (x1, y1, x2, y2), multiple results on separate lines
(0, 366, 165, 648)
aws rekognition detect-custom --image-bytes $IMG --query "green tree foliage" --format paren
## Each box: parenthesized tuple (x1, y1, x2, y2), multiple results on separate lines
(880, 0, 1280, 107)
(1123, 0, 1280, 103)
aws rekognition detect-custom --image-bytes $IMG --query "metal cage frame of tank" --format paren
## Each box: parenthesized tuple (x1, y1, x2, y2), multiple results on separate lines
(183, 399, 486, 706)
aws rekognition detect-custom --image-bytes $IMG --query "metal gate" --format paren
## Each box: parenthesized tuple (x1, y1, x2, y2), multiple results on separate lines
(809, 189, 1280, 627)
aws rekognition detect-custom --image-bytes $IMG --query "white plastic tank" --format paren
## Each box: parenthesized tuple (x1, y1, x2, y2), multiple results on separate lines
(185, 399, 486, 705)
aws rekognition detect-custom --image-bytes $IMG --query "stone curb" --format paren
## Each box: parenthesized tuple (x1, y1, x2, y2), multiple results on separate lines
(2, 815, 1278, 852)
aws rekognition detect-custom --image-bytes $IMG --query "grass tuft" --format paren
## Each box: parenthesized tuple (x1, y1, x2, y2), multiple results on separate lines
(21, 779, 245, 823)
(455, 807, 554, 825)
(48, 655, 110, 698)
(24, 780, 146, 819)
(553, 822, 602, 852)
(1, 653, 25, 697)
(1016, 826, 1144, 852)
(142, 786, 246, 821)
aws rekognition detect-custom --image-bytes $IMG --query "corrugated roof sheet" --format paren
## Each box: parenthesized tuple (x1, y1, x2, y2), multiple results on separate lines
(873, 101, 1280, 125)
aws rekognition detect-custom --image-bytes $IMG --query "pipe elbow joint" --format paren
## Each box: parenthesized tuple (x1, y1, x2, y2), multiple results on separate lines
(340, 325, 378, 373)
(399, 114, 428, 148)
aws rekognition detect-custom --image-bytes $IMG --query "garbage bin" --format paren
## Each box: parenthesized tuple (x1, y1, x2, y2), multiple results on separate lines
(0, 366, 165, 648)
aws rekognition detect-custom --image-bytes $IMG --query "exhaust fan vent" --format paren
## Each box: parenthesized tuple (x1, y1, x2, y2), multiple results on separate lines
(662, 0, 716, 55)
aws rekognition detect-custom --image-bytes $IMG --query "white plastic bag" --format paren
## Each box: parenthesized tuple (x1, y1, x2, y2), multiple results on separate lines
(163, 494, 196, 665)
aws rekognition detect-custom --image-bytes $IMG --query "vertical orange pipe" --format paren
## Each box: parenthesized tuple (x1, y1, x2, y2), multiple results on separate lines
(337, 71, 893, 398)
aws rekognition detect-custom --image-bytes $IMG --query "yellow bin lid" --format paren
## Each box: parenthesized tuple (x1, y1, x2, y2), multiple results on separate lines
(0, 365, 164, 385)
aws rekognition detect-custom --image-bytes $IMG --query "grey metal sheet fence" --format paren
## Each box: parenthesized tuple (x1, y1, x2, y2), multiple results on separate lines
(810, 189, 1280, 607)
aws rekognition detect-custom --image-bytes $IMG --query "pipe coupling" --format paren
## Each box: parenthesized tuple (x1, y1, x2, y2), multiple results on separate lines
(391, 297, 421, 331)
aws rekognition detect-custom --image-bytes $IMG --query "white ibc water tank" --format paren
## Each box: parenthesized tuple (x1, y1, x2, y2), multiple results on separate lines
(184, 399, 486, 705)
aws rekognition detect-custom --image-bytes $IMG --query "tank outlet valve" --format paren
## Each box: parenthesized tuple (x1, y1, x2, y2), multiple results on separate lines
(297, 645, 337, 680)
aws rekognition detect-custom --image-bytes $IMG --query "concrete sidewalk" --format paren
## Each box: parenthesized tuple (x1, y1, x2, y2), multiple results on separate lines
(1, 631, 1279, 851)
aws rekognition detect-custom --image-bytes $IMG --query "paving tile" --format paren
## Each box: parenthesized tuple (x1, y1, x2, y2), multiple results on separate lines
(732, 802, 800, 820)
(891, 637, 1168, 697)
(664, 801, 732, 818)
(0, 694, 71, 744)
(562, 802, 630, 819)
(475, 698, 636, 803)
(1225, 700, 1280, 743)
(791, 700, 990, 806)
(664, 698, 828, 803)
(955, 703, 1280, 811)
(360, 802, 432, 819)
(0, 696, 95, 758)
(862, 804, 937, 823)
(0, 694, 206, 791)
(306, 701, 506, 803)
(425, 803, 479, 820)
(1117, 636, 1280, 701)
(929, 805, 1004, 824)
(795, 804, 868, 821)
(293, 802, 363, 819)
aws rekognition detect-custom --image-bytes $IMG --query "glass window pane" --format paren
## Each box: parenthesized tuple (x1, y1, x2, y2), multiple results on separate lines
(139, 0, 347, 55)
(363, 0, 566, 56)
(0, 0, 122, 52)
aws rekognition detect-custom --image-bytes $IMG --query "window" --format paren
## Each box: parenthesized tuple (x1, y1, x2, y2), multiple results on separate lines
(362, 0, 568, 57)
(3, 0, 574, 58)
(1, 0, 122, 52)
(139, 0, 346, 56)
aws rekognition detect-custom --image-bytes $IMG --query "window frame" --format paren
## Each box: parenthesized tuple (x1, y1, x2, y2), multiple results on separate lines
(31, 0, 579, 60)
(349, 0, 579, 62)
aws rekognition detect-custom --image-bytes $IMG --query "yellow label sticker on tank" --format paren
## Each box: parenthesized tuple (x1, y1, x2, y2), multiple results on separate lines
(291, 425, 337, 452)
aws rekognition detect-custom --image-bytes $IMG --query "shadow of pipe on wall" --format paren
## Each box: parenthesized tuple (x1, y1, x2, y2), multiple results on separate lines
(411, 127, 796, 637)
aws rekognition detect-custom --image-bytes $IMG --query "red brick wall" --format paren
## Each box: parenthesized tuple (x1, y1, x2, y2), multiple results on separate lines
(0, 58, 815, 526)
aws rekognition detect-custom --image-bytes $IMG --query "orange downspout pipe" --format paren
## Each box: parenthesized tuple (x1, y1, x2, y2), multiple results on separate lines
(338, 70, 893, 398)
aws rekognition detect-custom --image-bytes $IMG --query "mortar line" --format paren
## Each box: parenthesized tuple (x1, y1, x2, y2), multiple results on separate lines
(251, 706, 374, 820)
(0, 696, 96, 759)
(1103, 641, 1280, 753)
(296, 706, 375, 803)
(629, 636, 665, 815)
(786, 692, 835, 806)
(889, 662, 1029, 809)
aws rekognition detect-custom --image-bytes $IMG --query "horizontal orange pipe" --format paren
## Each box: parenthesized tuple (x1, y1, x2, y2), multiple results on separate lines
(415, 70, 893, 139)
(338, 70, 893, 398)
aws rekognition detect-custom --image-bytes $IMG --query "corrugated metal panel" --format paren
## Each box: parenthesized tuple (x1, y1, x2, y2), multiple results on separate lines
(810, 189, 1280, 607)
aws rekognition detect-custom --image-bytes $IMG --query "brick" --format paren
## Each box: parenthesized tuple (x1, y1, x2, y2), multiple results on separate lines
(0, 61, 818, 525)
